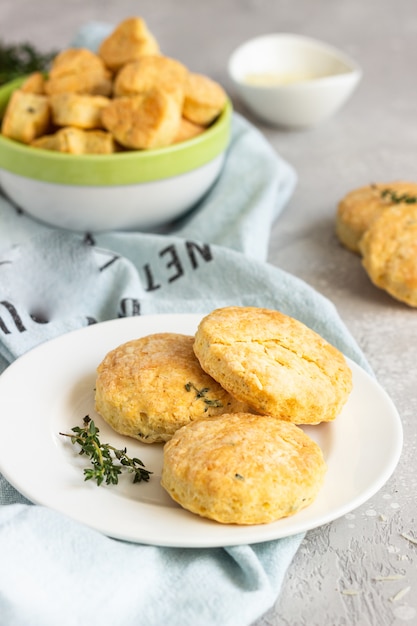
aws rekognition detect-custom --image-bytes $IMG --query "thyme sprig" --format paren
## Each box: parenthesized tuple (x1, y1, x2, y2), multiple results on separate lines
(379, 187, 417, 205)
(0, 41, 57, 85)
(60, 416, 152, 486)
(185, 381, 223, 409)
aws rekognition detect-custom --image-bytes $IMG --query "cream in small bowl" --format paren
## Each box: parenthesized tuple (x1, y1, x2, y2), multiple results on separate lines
(228, 33, 362, 129)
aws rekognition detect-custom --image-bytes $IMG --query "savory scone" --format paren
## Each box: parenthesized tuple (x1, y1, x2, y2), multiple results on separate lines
(44, 48, 112, 96)
(50, 93, 110, 129)
(193, 306, 352, 425)
(161, 413, 327, 525)
(336, 181, 417, 254)
(173, 117, 205, 143)
(359, 203, 417, 307)
(95, 333, 251, 444)
(98, 16, 160, 72)
(1, 90, 50, 144)
(31, 127, 116, 154)
(101, 89, 181, 149)
(20, 72, 46, 94)
(182, 72, 227, 126)
(113, 55, 188, 105)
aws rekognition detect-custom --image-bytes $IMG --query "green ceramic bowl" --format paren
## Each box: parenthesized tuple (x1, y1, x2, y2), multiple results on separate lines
(0, 77, 231, 231)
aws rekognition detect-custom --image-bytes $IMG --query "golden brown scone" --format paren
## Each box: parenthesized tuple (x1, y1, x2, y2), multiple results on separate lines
(50, 93, 110, 129)
(1, 90, 50, 144)
(98, 16, 160, 72)
(193, 306, 352, 425)
(173, 117, 205, 143)
(161, 413, 327, 525)
(31, 127, 116, 154)
(20, 72, 46, 94)
(101, 88, 181, 149)
(182, 72, 227, 126)
(45, 48, 112, 96)
(113, 55, 188, 105)
(336, 182, 417, 254)
(359, 203, 417, 307)
(95, 333, 251, 444)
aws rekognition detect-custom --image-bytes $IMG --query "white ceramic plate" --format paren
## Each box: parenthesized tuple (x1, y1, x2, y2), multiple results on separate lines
(0, 314, 403, 548)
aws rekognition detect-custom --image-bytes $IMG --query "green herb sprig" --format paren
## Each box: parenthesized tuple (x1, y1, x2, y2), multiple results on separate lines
(185, 381, 223, 409)
(0, 41, 57, 85)
(60, 416, 152, 486)
(379, 187, 417, 205)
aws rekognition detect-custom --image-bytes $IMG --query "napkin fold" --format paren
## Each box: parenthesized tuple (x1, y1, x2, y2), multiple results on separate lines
(0, 24, 369, 626)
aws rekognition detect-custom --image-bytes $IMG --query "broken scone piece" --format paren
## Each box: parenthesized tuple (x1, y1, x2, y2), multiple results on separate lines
(162, 413, 327, 524)
(1, 90, 50, 143)
(94, 333, 251, 444)
(44, 48, 113, 96)
(101, 88, 181, 149)
(50, 93, 110, 129)
(31, 127, 116, 154)
(98, 16, 160, 72)
(193, 306, 352, 425)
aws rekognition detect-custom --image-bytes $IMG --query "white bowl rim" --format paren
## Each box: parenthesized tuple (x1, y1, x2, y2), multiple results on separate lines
(228, 32, 362, 87)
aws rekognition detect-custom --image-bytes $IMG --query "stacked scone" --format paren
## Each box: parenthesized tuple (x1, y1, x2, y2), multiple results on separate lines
(95, 306, 353, 525)
(336, 181, 417, 307)
(1, 16, 227, 153)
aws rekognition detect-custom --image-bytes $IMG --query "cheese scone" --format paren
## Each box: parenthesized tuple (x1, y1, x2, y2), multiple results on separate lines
(101, 89, 181, 149)
(98, 16, 160, 72)
(31, 127, 116, 154)
(182, 72, 227, 126)
(1, 90, 50, 144)
(173, 118, 205, 143)
(45, 48, 112, 96)
(20, 72, 46, 94)
(113, 55, 188, 105)
(336, 181, 417, 254)
(95, 333, 251, 444)
(193, 306, 352, 425)
(161, 413, 327, 525)
(359, 203, 417, 307)
(50, 93, 110, 129)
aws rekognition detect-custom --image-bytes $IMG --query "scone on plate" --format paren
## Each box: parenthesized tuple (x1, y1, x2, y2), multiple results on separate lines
(193, 306, 352, 425)
(161, 413, 327, 524)
(359, 203, 417, 307)
(95, 332, 251, 444)
(336, 181, 417, 254)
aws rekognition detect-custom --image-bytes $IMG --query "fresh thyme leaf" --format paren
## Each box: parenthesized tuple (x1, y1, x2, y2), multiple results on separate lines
(0, 40, 57, 85)
(60, 415, 152, 486)
(185, 381, 223, 408)
(380, 187, 417, 205)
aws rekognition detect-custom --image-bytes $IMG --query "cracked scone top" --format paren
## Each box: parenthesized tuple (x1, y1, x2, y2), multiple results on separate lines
(193, 306, 353, 424)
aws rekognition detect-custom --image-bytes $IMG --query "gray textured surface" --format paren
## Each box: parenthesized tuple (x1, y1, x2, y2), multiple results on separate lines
(2, 1, 416, 624)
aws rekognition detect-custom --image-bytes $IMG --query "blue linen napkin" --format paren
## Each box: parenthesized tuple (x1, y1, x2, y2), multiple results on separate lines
(0, 25, 369, 626)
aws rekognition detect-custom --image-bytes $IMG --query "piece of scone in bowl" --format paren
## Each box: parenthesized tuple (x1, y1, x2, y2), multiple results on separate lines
(183, 72, 228, 126)
(161, 413, 327, 524)
(359, 203, 417, 307)
(336, 181, 417, 254)
(113, 55, 188, 106)
(50, 93, 111, 129)
(1, 89, 51, 144)
(193, 306, 352, 425)
(31, 127, 116, 154)
(94, 333, 252, 444)
(101, 88, 182, 149)
(44, 48, 113, 96)
(98, 16, 160, 72)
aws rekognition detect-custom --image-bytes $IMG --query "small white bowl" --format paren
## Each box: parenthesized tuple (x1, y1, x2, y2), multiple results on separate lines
(228, 33, 362, 129)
